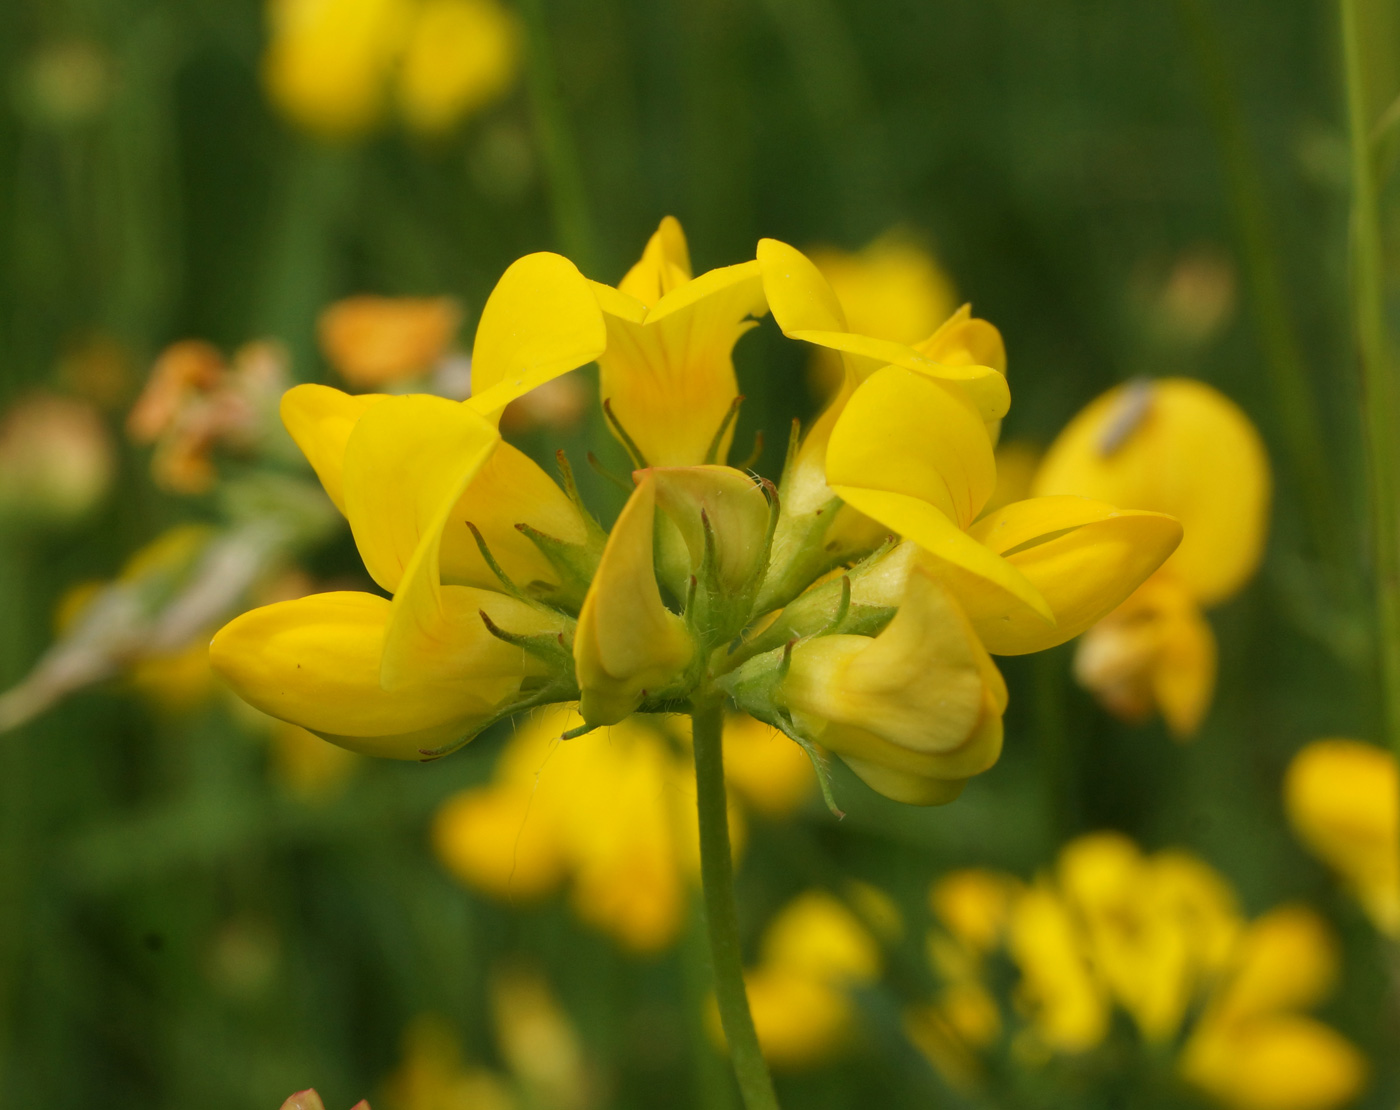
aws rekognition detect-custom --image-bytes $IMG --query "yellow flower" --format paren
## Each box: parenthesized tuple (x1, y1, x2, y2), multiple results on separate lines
(396, 0, 519, 135)
(1285, 738, 1400, 937)
(280, 1092, 371, 1110)
(733, 890, 883, 1069)
(805, 233, 959, 398)
(381, 1014, 516, 1110)
(317, 296, 461, 387)
(777, 565, 1007, 805)
(1034, 377, 1271, 737)
(210, 253, 607, 758)
(431, 704, 744, 952)
(263, 0, 410, 138)
(263, 0, 519, 140)
(591, 217, 768, 468)
(910, 835, 1367, 1110)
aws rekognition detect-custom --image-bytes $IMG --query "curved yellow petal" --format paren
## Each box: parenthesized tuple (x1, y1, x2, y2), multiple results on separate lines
(827, 365, 996, 527)
(915, 304, 1007, 375)
(209, 591, 529, 759)
(341, 394, 501, 593)
(757, 237, 849, 334)
(960, 497, 1182, 655)
(574, 476, 694, 725)
(466, 252, 607, 419)
(832, 486, 1053, 628)
(279, 384, 389, 513)
(1182, 1014, 1367, 1110)
(617, 215, 693, 305)
(438, 441, 588, 591)
(597, 261, 766, 467)
(648, 464, 771, 592)
(1034, 378, 1270, 606)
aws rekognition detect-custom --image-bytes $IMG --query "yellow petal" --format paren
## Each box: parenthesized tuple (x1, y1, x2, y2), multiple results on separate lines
(828, 365, 996, 527)
(341, 394, 500, 593)
(758, 239, 1009, 421)
(433, 782, 566, 899)
(1152, 599, 1217, 738)
(617, 215, 692, 305)
(914, 304, 1007, 375)
(1284, 738, 1400, 936)
(209, 591, 533, 759)
(466, 252, 607, 419)
(596, 260, 766, 467)
(833, 486, 1053, 628)
(438, 441, 589, 591)
(1182, 1015, 1367, 1110)
(396, 0, 518, 135)
(1034, 378, 1270, 606)
(1212, 905, 1338, 1021)
(573, 476, 693, 725)
(957, 496, 1182, 654)
(279, 384, 389, 513)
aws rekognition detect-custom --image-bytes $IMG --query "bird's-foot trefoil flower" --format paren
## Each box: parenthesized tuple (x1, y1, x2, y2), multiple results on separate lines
(208, 220, 1186, 1109)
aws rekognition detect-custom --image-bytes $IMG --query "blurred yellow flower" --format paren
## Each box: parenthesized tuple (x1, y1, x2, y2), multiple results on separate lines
(806, 233, 958, 399)
(909, 834, 1366, 1110)
(731, 890, 883, 1069)
(490, 966, 597, 1110)
(280, 1091, 371, 1110)
(381, 1015, 516, 1110)
(264, 0, 518, 140)
(432, 704, 744, 952)
(267, 719, 362, 801)
(318, 296, 462, 388)
(1285, 738, 1400, 937)
(1035, 378, 1271, 738)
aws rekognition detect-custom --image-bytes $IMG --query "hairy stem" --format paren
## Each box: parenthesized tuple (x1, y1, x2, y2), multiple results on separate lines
(1341, 0, 1400, 805)
(690, 699, 781, 1110)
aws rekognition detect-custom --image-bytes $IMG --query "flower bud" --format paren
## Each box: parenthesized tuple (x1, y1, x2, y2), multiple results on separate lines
(778, 566, 1006, 805)
(573, 475, 694, 726)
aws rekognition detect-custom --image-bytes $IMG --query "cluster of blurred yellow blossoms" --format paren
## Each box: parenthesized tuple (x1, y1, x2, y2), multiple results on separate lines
(737, 887, 894, 1069)
(210, 215, 1182, 811)
(1037, 378, 1270, 738)
(264, 0, 519, 139)
(906, 833, 1365, 1110)
(1286, 737, 1400, 937)
(432, 705, 811, 951)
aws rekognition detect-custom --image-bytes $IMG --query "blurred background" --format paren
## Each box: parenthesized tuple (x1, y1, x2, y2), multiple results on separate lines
(1, 0, 1399, 1106)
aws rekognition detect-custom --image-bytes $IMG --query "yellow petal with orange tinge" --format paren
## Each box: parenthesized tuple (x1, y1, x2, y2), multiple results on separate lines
(833, 486, 1053, 628)
(954, 496, 1182, 655)
(280, 384, 389, 513)
(827, 365, 997, 527)
(209, 590, 537, 759)
(596, 259, 767, 467)
(465, 252, 607, 419)
(1034, 377, 1270, 607)
(341, 394, 501, 594)
(573, 476, 693, 726)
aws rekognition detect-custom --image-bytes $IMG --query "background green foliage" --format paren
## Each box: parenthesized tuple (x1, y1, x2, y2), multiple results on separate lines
(1, 0, 1398, 1106)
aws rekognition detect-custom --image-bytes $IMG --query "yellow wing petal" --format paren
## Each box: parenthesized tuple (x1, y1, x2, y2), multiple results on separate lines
(832, 486, 1053, 628)
(617, 215, 693, 305)
(341, 394, 501, 593)
(467, 251, 607, 419)
(964, 496, 1182, 655)
(279, 384, 389, 513)
(209, 591, 527, 758)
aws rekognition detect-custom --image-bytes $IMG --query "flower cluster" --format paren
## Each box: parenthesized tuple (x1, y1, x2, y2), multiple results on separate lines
(907, 833, 1366, 1110)
(210, 218, 1182, 807)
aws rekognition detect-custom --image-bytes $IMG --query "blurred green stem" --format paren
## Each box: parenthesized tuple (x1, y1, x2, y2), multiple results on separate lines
(681, 896, 740, 1110)
(690, 699, 781, 1110)
(1340, 0, 1400, 784)
(1176, 0, 1341, 568)
(518, 0, 598, 273)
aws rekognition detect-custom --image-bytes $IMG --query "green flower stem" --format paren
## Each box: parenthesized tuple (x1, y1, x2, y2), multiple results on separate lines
(1176, 0, 1341, 569)
(1340, 0, 1400, 795)
(690, 698, 781, 1110)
